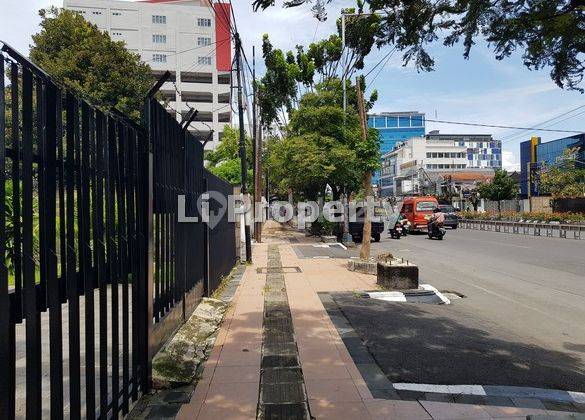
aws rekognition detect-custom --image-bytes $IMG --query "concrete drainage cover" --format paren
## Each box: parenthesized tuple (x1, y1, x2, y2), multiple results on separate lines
(366, 285, 451, 305)
(257, 266, 302, 274)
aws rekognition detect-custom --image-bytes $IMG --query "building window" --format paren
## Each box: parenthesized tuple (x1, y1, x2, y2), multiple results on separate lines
(198, 56, 212, 65)
(112, 32, 122, 36)
(152, 34, 167, 43)
(92, 11, 102, 15)
(197, 18, 212, 27)
(152, 54, 167, 63)
(152, 15, 167, 24)
(426, 152, 431, 158)
(112, 11, 121, 16)
(197, 37, 212, 46)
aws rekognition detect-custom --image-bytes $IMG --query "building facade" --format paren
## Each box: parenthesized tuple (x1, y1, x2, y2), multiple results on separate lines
(367, 112, 426, 189)
(63, 0, 232, 149)
(519, 134, 585, 197)
(379, 132, 501, 197)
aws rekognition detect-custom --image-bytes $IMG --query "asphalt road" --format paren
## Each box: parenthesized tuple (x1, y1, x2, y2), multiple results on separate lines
(361, 228, 585, 390)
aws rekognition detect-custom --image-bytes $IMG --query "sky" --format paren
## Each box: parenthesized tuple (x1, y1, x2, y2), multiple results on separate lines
(1, 0, 584, 171)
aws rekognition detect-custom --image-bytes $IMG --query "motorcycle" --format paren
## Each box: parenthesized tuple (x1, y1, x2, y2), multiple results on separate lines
(399, 218, 410, 236)
(427, 221, 446, 240)
(389, 222, 403, 239)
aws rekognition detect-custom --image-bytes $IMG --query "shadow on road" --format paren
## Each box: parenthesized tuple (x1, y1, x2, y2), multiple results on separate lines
(333, 293, 585, 392)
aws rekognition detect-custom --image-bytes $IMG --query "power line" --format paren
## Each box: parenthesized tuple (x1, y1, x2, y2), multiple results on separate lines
(366, 47, 396, 90)
(364, 47, 396, 79)
(141, 38, 224, 64)
(499, 104, 585, 144)
(422, 118, 584, 134)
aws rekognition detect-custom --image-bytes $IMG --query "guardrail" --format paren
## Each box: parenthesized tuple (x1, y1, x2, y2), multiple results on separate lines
(459, 219, 585, 240)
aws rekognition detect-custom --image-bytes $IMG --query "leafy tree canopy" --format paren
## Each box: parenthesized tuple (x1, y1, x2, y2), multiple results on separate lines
(29, 7, 154, 119)
(258, 34, 378, 127)
(540, 148, 585, 198)
(205, 126, 253, 190)
(252, 0, 585, 92)
(478, 169, 517, 204)
(265, 81, 380, 200)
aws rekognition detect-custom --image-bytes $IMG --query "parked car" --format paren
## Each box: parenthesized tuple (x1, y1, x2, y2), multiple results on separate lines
(334, 207, 385, 242)
(401, 196, 439, 232)
(438, 204, 460, 229)
(349, 207, 385, 242)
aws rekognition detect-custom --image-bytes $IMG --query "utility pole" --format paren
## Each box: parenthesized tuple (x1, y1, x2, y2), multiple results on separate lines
(341, 12, 347, 112)
(356, 79, 372, 261)
(235, 33, 252, 262)
(252, 46, 262, 243)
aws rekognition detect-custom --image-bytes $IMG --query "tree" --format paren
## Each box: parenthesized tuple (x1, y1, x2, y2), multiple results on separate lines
(265, 80, 380, 201)
(257, 29, 378, 128)
(477, 170, 517, 213)
(540, 148, 585, 198)
(205, 126, 253, 190)
(252, 0, 585, 92)
(29, 7, 154, 119)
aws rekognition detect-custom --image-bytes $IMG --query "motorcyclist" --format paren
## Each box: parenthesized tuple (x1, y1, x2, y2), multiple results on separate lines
(429, 207, 445, 229)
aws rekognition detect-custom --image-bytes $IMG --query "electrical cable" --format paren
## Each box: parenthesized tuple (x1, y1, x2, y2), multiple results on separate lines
(364, 47, 396, 79)
(366, 47, 396, 90)
(499, 104, 585, 144)
(421, 118, 584, 134)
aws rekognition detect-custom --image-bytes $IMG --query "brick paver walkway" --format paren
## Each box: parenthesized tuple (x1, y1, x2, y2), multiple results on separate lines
(177, 229, 579, 419)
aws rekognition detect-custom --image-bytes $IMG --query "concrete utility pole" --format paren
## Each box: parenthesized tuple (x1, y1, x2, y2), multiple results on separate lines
(356, 79, 372, 261)
(235, 33, 252, 262)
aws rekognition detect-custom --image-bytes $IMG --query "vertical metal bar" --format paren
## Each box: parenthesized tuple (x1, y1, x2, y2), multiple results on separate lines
(153, 107, 160, 321)
(140, 99, 154, 392)
(0, 53, 14, 420)
(46, 83, 64, 420)
(128, 130, 139, 401)
(66, 93, 81, 419)
(22, 67, 42, 419)
(95, 111, 108, 417)
(57, 91, 67, 305)
(106, 116, 119, 417)
(118, 124, 130, 414)
(36, 81, 48, 312)
(11, 62, 22, 323)
(81, 102, 96, 419)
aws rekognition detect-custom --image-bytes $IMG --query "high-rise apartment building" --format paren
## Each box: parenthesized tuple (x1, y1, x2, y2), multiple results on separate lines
(63, 0, 232, 149)
(379, 132, 501, 197)
(367, 112, 426, 190)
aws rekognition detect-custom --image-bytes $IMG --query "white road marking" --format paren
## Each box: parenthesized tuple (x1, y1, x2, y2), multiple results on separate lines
(420, 284, 451, 305)
(392, 383, 585, 403)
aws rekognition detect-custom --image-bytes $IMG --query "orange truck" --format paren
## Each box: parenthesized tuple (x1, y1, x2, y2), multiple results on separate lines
(400, 196, 439, 232)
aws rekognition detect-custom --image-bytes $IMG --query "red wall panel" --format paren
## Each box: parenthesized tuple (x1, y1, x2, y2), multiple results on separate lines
(214, 3, 232, 72)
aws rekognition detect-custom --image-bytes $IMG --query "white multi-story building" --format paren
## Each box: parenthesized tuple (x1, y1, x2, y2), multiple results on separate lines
(63, 0, 233, 149)
(380, 132, 500, 196)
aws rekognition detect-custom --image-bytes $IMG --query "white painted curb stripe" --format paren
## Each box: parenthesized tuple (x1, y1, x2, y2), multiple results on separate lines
(393, 383, 585, 404)
(420, 284, 451, 305)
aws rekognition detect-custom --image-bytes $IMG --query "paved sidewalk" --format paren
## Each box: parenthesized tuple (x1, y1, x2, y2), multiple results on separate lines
(177, 229, 582, 419)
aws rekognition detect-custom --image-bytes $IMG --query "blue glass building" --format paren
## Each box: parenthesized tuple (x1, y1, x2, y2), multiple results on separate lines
(368, 112, 426, 188)
(519, 134, 585, 197)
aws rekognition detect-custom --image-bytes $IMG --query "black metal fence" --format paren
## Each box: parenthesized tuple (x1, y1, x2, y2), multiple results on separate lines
(205, 169, 238, 293)
(0, 44, 236, 419)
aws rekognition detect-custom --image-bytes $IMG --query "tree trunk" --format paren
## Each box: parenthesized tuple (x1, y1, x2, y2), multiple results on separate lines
(356, 79, 372, 261)
(360, 174, 373, 261)
(497, 200, 501, 215)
